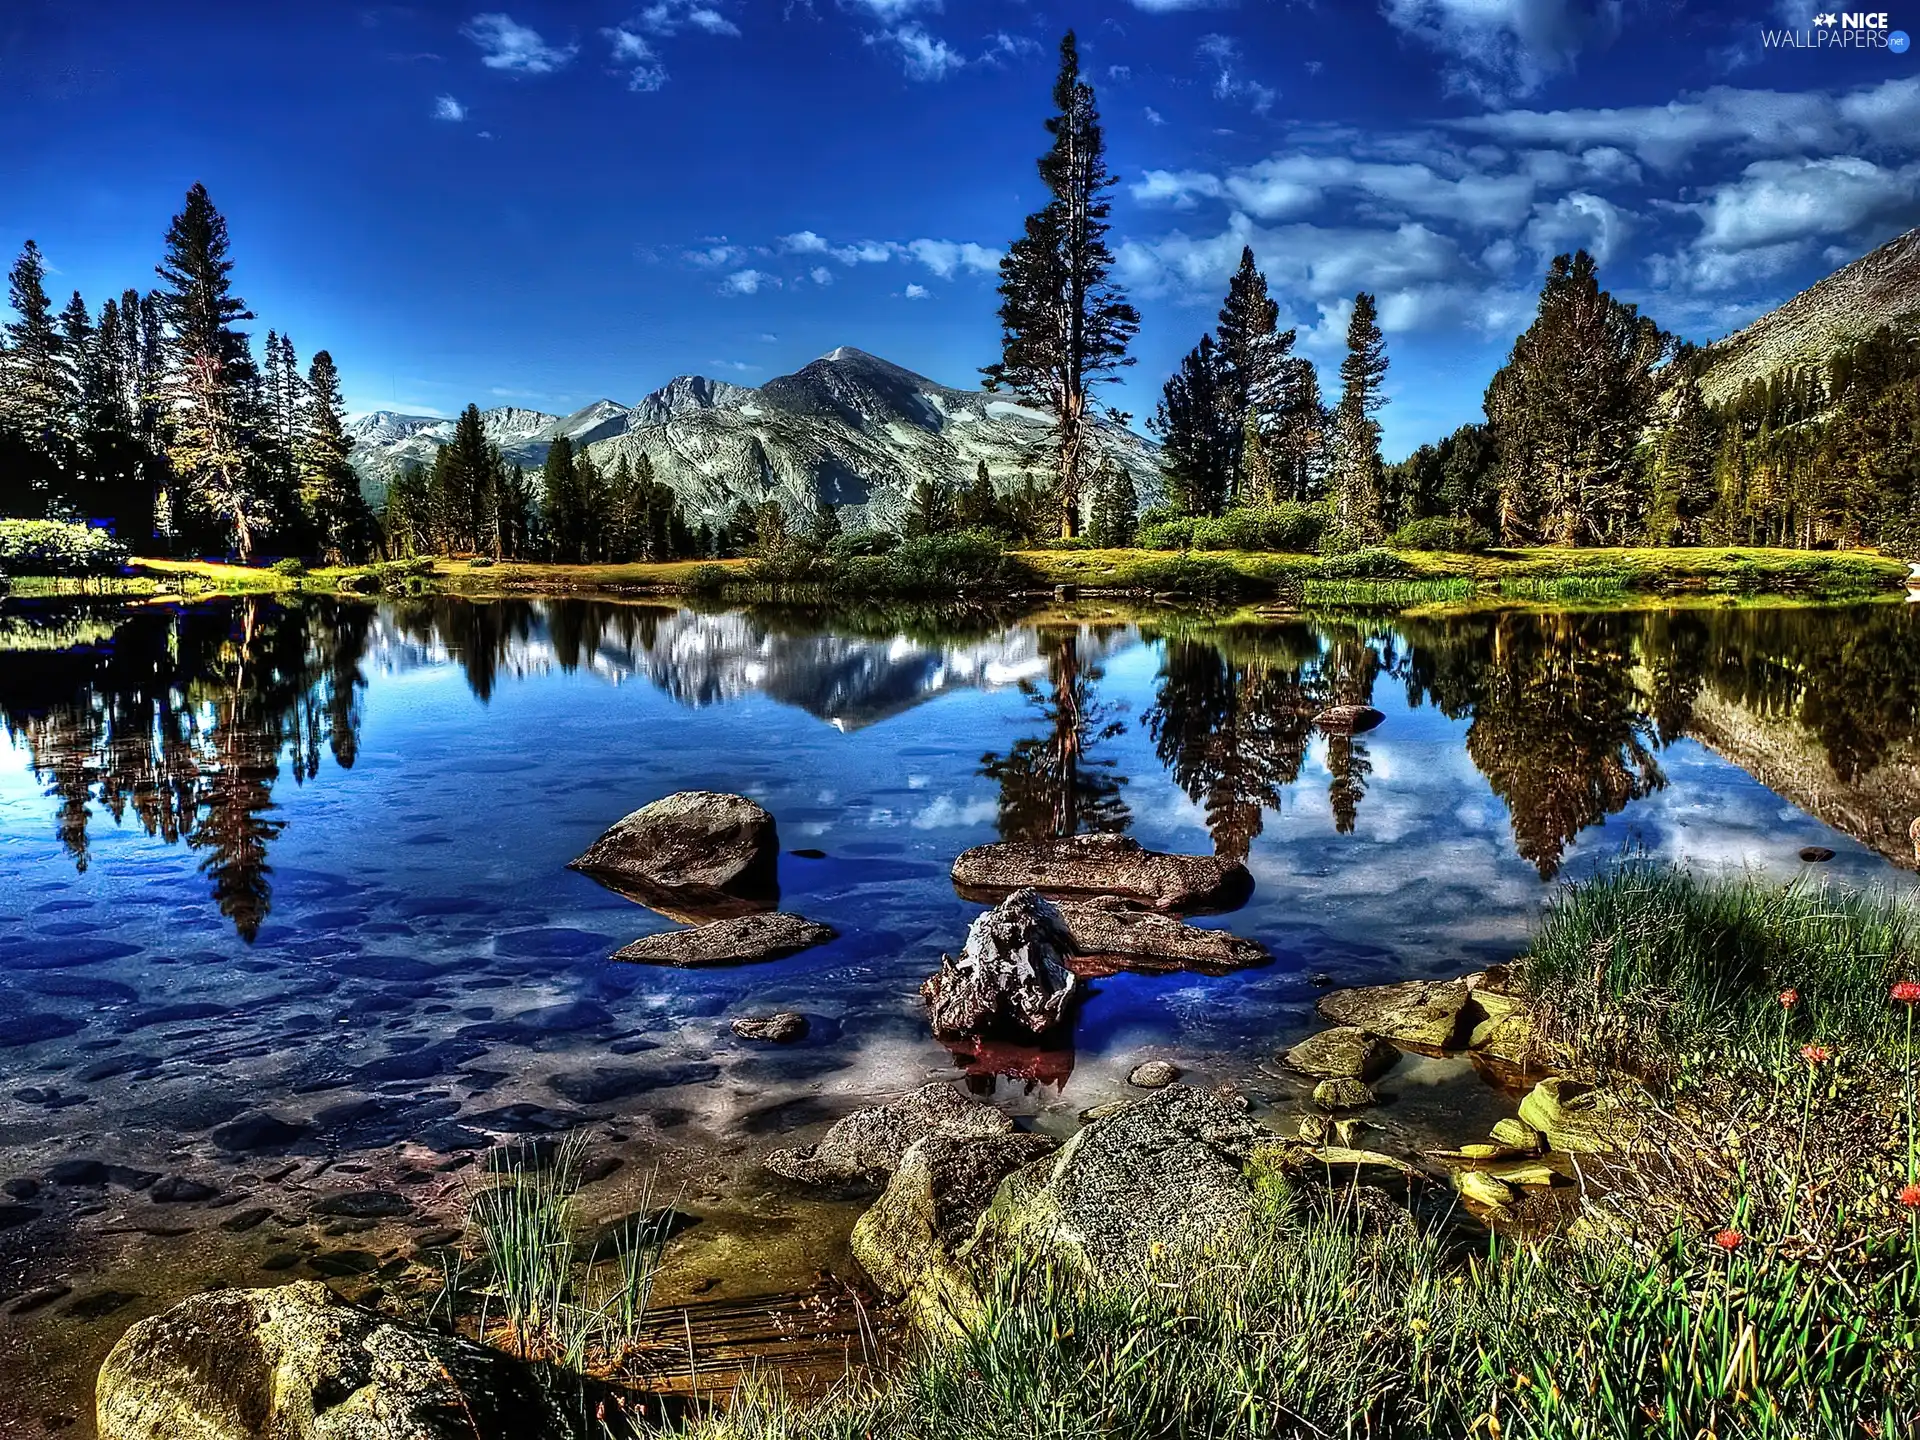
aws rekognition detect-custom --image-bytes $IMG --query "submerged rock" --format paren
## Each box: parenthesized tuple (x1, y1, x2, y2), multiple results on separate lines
(850, 1131, 1058, 1329)
(766, 1082, 1014, 1186)
(951, 834, 1252, 914)
(922, 889, 1079, 1041)
(95, 1280, 630, 1440)
(1312, 705, 1385, 734)
(1053, 896, 1269, 974)
(1798, 845, 1836, 863)
(975, 1085, 1272, 1279)
(569, 790, 779, 921)
(611, 912, 835, 968)
(1283, 1026, 1398, 1082)
(731, 1011, 809, 1042)
(1128, 1060, 1181, 1089)
(1317, 978, 1475, 1049)
(1311, 1079, 1375, 1111)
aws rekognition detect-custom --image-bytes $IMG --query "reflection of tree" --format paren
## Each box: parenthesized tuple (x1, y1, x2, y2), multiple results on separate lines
(1146, 631, 1317, 859)
(0, 597, 371, 940)
(1319, 631, 1382, 835)
(980, 629, 1131, 841)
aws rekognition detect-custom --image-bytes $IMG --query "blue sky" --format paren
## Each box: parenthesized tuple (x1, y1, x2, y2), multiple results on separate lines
(2, 0, 1917, 456)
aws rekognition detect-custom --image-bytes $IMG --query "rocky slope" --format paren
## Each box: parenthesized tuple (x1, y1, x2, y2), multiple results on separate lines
(1695, 225, 1920, 406)
(349, 347, 1161, 531)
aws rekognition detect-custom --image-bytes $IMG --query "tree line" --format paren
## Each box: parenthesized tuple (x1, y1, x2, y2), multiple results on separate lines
(0, 185, 375, 562)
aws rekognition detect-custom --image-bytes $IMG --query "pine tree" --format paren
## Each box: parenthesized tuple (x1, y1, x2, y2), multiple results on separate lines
(542, 434, 582, 561)
(495, 461, 535, 559)
(574, 450, 608, 561)
(1650, 361, 1717, 546)
(957, 458, 1000, 531)
(904, 477, 955, 537)
(1215, 247, 1295, 504)
(153, 183, 268, 559)
(1087, 457, 1137, 546)
(2, 242, 69, 451)
(1152, 334, 1235, 517)
(1275, 357, 1326, 503)
(1330, 292, 1388, 544)
(807, 498, 843, 549)
(299, 350, 373, 563)
(983, 31, 1139, 538)
(383, 462, 432, 557)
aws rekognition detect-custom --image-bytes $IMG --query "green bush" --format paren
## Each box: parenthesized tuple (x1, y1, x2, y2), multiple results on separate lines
(852, 529, 1029, 596)
(687, 563, 731, 594)
(1317, 546, 1409, 579)
(1191, 504, 1327, 553)
(827, 529, 895, 562)
(1138, 517, 1196, 551)
(0, 519, 130, 576)
(1389, 516, 1489, 553)
(467, 555, 496, 568)
(268, 557, 308, 577)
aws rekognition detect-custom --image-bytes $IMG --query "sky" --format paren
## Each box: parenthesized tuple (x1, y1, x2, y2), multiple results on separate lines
(2, 0, 1918, 458)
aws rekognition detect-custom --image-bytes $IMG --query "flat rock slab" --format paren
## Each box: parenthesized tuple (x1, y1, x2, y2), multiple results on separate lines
(767, 1081, 1014, 1186)
(1312, 705, 1385, 734)
(611, 913, 836, 968)
(1316, 978, 1475, 1049)
(1054, 896, 1269, 975)
(732, 1011, 809, 1042)
(951, 834, 1252, 914)
(570, 790, 779, 922)
(1283, 1026, 1398, 1082)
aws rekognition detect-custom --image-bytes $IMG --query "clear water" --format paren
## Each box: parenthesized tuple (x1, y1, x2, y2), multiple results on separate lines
(1, 593, 1917, 1431)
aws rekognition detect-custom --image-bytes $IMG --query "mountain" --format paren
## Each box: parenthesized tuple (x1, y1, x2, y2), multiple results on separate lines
(1695, 226, 1920, 406)
(347, 347, 1161, 531)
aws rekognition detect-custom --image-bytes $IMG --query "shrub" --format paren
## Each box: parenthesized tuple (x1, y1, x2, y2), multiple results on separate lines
(827, 529, 895, 562)
(0, 519, 130, 576)
(1138, 517, 1196, 551)
(687, 563, 731, 594)
(268, 557, 308, 577)
(1191, 504, 1327, 554)
(467, 555, 495, 568)
(1317, 546, 1409, 579)
(854, 529, 1028, 596)
(1389, 516, 1489, 553)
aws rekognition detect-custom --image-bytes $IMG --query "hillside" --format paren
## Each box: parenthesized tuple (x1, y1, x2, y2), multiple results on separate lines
(347, 347, 1161, 531)
(1695, 225, 1920, 405)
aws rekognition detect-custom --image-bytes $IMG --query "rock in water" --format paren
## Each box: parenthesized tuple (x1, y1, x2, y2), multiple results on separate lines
(1128, 1060, 1181, 1089)
(1311, 1079, 1375, 1111)
(767, 1082, 1014, 1185)
(731, 1011, 809, 1042)
(1283, 1027, 1398, 1082)
(1316, 978, 1475, 1049)
(96, 1280, 628, 1440)
(850, 1131, 1058, 1329)
(569, 790, 778, 921)
(1053, 896, 1269, 974)
(975, 1085, 1271, 1280)
(922, 889, 1079, 1041)
(1312, 705, 1385, 734)
(611, 913, 835, 967)
(1798, 845, 1836, 863)
(1517, 1076, 1643, 1154)
(950, 834, 1252, 913)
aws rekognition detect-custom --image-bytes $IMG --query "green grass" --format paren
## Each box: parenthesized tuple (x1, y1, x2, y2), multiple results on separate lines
(1301, 576, 1475, 608)
(1517, 861, 1920, 1076)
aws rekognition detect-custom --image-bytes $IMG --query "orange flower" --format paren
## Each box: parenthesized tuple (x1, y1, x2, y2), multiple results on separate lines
(1899, 1184, 1920, 1210)
(1779, 987, 1798, 1008)
(1712, 1229, 1743, 1251)
(1799, 1043, 1832, 1065)
(1891, 981, 1920, 1006)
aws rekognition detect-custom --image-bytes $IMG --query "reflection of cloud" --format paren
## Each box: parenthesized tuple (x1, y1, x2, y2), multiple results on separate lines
(910, 794, 998, 830)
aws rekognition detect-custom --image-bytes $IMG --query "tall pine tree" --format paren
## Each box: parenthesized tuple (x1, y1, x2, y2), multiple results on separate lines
(299, 350, 373, 563)
(1215, 246, 1295, 504)
(983, 31, 1139, 537)
(1153, 334, 1235, 518)
(2, 242, 69, 456)
(1330, 292, 1388, 544)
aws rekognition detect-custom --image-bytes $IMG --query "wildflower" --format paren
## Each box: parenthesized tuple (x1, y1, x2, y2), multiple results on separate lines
(1799, 1043, 1832, 1065)
(1779, 988, 1798, 1008)
(1892, 981, 1920, 1006)
(1899, 1184, 1920, 1210)
(1712, 1229, 1743, 1251)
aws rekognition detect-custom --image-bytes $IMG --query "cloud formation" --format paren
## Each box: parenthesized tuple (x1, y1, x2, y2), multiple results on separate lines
(432, 94, 467, 121)
(462, 13, 577, 73)
(1196, 33, 1275, 114)
(1381, 0, 1621, 102)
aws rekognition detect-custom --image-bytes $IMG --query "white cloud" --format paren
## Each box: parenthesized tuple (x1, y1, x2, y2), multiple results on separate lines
(1692, 156, 1920, 253)
(1524, 190, 1633, 264)
(809, 266, 834, 285)
(1144, 106, 1167, 126)
(462, 13, 578, 73)
(635, 0, 740, 36)
(1133, 168, 1227, 210)
(772, 232, 998, 277)
(1127, 0, 1233, 9)
(1381, 0, 1620, 103)
(1135, 153, 1537, 229)
(684, 242, 744, 267)
(905, 237, 1000, 276)
(1196, 33, 1275, 114)
(902, 282, 931, 299)
(432, 94, 467, 121)
(984, 31, 1042, 65)
(868, 22, 965, 80)
(718, 268, 774, 295)
(843, 0, 940, 16)
(606, 26, 668, 89)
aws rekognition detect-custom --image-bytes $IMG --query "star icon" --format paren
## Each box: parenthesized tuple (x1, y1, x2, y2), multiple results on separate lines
(1814, 12, 1837, 24)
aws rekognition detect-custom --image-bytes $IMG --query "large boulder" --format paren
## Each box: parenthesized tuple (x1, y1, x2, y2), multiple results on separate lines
(610, 912, 835, 967)
(96, 1281, 627, 1440)
(922, 889, 1079, 1041)
(1053, 896, 1269, 975)
(850, 1131, 1058, 1331)
(569, 790, 778, 921)
(972, 1085, 1272, 1279)
(766, 1082, 1014, 1186)
(1316, 978, 1475, 1049)
(951, 834, 1252, 914)
(1517, 1076, 1644, 1155)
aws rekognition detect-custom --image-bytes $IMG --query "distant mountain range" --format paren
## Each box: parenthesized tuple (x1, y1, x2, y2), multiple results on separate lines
(347, 347, 1161, 531)
(1694, 225, 1920, 406)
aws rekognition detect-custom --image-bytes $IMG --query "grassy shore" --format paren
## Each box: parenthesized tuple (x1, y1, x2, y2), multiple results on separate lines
(0, 542, 1895, 608)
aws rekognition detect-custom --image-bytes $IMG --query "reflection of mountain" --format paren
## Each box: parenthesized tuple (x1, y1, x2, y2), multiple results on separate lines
(376, 600, 1134, 729)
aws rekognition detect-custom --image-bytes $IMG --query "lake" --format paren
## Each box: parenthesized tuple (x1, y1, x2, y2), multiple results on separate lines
(2, 593, 1918, 1432)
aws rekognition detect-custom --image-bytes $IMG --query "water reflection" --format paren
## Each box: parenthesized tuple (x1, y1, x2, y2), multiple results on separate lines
(3, 596, 1916, 943)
